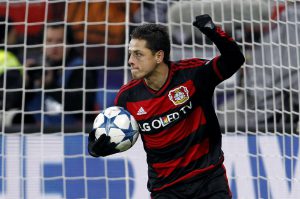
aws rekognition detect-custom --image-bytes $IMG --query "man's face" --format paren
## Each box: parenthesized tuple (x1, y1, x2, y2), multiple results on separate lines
(45, 27, 65, 62)
(128, 39, 158, 80)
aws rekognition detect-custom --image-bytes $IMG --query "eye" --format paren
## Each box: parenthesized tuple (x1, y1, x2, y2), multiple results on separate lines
(135, 52, 142, 57)
(128, 51, 143, 60)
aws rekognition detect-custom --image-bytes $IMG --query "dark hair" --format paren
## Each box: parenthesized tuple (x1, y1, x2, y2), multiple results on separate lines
(0, 16, 12, 44)
(46, 23, 79, 63)
(131, 24, 170, 63)
(46, 23, 75, 44)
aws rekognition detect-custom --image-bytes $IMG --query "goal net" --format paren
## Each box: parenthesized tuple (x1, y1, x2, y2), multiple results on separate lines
(0, 0, 299, 199)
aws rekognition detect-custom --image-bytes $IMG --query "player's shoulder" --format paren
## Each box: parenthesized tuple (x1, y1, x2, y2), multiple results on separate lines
(115, 79, 143, 107)
(171, 58, 208, 71)
(118, 79, 143, 95)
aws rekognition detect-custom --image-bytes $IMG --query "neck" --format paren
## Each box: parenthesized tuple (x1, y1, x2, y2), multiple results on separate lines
(144, 62, 169, 91)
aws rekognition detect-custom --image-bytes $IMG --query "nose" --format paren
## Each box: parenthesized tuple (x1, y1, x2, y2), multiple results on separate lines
(128, 54, 134, 66)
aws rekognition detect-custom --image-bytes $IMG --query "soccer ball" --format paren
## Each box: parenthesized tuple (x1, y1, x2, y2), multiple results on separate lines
(93, 106, 140, 152)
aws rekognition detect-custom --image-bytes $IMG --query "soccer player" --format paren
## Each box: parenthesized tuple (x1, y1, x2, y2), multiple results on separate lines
(88, 14, 245, 198)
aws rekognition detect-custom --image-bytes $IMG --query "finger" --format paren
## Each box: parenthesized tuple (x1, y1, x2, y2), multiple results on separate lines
(195, 15, 211, 23)
(196, 15, 206, 21)
(94, 134, 112, 148)
(103, 135, 111, 144)
(97, 134, 108, 144)
(88, 129, 97, 141)
(195, 16, 202, 21)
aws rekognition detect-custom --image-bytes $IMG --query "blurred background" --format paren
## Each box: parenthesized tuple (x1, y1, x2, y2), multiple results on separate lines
(0, 0, 299, 199)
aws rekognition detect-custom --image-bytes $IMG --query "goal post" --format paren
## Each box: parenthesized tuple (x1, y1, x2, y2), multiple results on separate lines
(0, 0, 299, 199)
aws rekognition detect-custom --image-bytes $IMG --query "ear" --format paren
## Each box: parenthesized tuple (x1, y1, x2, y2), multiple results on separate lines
(155, 50, 164, 64)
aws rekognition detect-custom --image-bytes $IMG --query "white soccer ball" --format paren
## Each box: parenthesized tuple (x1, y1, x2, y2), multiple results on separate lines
(93, 106, 140, 152)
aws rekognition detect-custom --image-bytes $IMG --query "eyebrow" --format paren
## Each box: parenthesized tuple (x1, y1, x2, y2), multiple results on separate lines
(128, 49, 142, 54)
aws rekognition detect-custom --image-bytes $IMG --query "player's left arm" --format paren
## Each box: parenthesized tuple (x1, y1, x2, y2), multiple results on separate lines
(193, 14, 245, 81)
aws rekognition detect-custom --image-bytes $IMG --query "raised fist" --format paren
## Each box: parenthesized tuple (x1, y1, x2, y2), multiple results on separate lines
(193, 14, 216, 32)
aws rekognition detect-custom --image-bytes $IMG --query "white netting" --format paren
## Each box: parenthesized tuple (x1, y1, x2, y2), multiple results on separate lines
(0, 0, 299, 199)
(169, 0, 300, 134)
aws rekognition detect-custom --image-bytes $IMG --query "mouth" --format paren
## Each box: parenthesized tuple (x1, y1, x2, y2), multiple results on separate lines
(130, 67, 139, 72)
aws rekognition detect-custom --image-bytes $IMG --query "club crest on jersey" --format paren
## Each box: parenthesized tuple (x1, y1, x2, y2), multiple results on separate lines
(168, 86, 189, 105)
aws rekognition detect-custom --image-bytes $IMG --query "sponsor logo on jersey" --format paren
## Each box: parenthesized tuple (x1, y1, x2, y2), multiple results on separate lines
(168, 86, 189, 105)
(138, 101, 192, 132)
(137, 107, 147, 115)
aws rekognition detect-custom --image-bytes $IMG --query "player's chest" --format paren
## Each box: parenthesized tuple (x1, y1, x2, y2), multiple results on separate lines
(126, 80, 197, 129)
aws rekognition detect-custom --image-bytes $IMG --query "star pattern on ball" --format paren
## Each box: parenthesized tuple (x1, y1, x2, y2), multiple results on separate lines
(93, 106, 140, 152)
